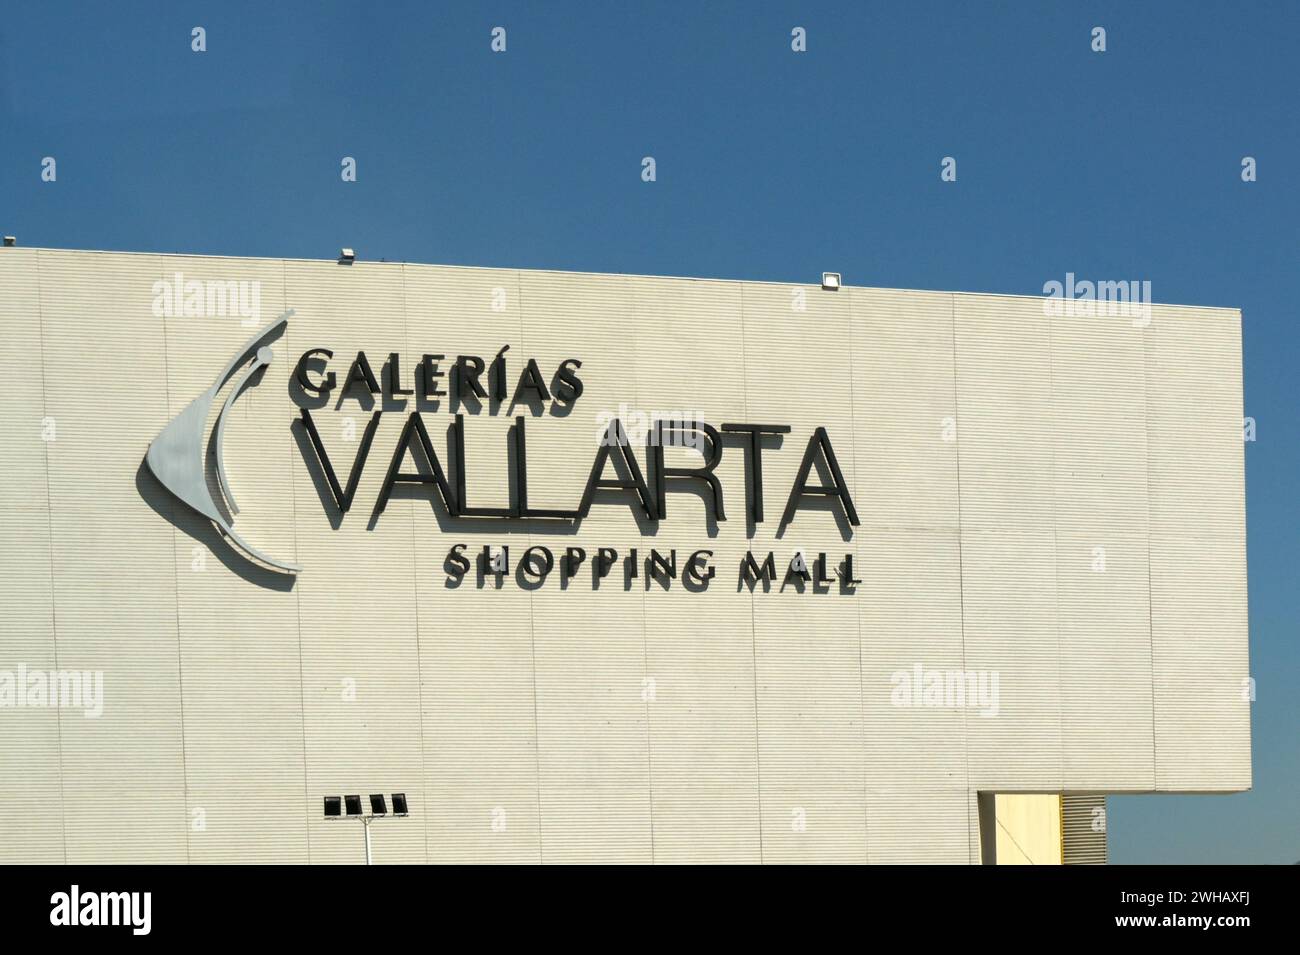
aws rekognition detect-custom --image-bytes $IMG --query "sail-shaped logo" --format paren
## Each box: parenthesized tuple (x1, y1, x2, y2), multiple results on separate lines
(145, 311, 301, 574)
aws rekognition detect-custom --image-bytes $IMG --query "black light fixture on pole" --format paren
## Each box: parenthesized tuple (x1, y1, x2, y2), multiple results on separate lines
(322, 792, 409, 864)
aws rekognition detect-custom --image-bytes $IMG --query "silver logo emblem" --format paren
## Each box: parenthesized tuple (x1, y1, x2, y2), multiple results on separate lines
(145, 311, 300, 574)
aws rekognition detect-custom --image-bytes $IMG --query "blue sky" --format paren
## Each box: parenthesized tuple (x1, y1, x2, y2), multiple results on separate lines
(2, 1, 1295, 863)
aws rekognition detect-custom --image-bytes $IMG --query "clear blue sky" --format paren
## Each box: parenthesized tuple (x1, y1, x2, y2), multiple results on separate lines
(2, 1, 1295, 863)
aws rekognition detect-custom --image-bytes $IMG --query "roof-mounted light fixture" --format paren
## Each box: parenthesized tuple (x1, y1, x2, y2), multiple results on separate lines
(821, 272, 841, 291)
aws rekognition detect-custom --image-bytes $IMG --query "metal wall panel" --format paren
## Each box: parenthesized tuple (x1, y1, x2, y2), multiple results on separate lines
(849, 288, 959, 531)
(1144, 306, 1250, 791)
(0, 508, 65, 861)
(1061, 793, 1107, 864)
(0, 249, 49, 509)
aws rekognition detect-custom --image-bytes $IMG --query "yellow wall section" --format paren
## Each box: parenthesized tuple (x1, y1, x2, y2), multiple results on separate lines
(994, 794, 1062, 865)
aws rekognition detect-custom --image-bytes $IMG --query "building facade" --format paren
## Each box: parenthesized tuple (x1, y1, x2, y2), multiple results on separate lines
(0, 248, 1250, 863)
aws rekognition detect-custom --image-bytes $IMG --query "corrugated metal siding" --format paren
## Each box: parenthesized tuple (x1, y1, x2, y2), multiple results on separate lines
(1061, 794, 1108, 864)
(0, 250, 1249, 863)
(1144, 306, 1251, 791)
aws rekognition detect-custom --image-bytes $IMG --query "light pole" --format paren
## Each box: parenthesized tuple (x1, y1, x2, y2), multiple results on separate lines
(323, 793, 409, 864)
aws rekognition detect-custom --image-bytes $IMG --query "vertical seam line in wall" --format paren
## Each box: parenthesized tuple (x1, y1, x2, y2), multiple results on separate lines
(1045, 294, 1066, 796)
(517, 268, 545, 863)
(949, 293, 974, 861)
(845, 288, 868, 862)
(33, 250, 69, 863)
(1143, 312, 1158, 787)
(630, 275, 656, 865)
(400, 263, 433, 865)
(738, 280, 764, 863)
(156, 255, 192, 864)
(283, 258, 311, 863)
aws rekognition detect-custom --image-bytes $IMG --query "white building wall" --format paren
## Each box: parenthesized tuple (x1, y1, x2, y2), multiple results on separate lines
(0, 249, 1250, 863)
